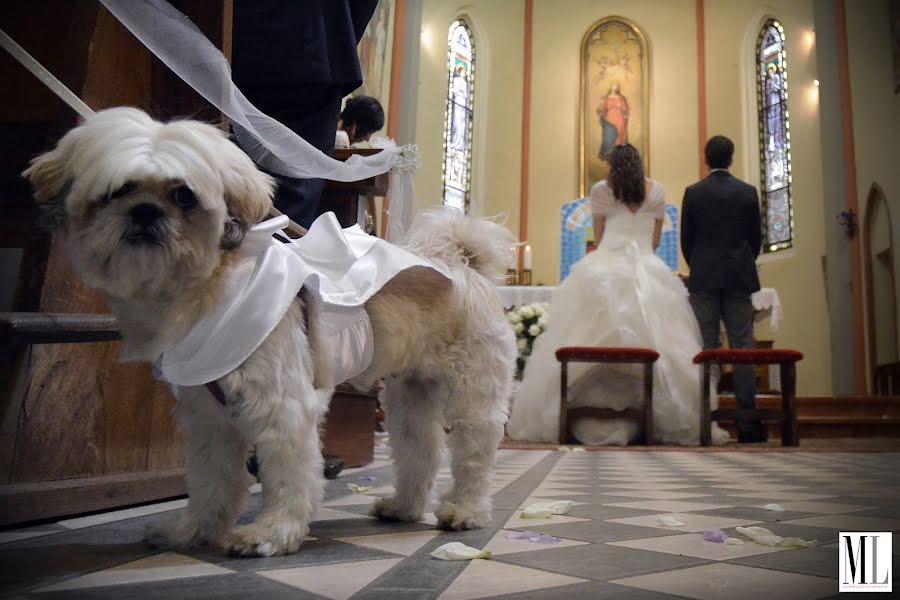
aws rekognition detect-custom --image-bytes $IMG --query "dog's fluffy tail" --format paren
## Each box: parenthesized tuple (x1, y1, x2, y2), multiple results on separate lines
(404, 207, 517, 281)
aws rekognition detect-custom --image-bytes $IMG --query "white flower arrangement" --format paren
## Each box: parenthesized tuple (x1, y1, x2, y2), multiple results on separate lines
(505, 302, 550, 379)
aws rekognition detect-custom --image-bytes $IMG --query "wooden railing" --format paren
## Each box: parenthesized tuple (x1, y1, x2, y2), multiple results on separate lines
(874, 361, 900, 396)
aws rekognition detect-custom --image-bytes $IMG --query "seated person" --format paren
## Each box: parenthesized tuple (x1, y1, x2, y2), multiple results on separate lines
(335, 95, 385, 149)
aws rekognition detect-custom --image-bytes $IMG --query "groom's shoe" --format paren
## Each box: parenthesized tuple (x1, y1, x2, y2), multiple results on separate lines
(737, 422, 769, 443)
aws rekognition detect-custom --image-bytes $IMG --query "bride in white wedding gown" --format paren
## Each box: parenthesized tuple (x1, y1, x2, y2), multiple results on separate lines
(507, 144, 728, 446)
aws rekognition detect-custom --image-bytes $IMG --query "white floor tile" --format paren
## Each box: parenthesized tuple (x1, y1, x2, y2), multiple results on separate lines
(438, 558, 586, 600)
(258, 558, 401, 600)
(335, 530, 441, 556)
(36, 552, 232, 592)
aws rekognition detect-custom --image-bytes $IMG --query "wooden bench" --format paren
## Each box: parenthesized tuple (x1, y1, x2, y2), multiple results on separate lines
(693, 348, 804, 446)
(556, 347, 659, 445)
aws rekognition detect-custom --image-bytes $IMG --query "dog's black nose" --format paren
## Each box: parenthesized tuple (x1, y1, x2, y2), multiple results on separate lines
(128, 203, 164, 227)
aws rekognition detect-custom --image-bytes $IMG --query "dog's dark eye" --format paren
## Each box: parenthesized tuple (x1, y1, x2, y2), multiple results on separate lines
(108, 181, 138, 201)
(171, 186, 198, 210)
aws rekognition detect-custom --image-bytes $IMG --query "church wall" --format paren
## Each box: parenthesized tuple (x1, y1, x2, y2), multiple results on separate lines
(845, 0, 900, 376)
(705, 0, 831, 395)
(414, 1, 525, 228)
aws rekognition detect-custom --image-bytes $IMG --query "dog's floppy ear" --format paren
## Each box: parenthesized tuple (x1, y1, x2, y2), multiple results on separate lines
(22, 142, 75, 230)
(220, 216, 245, 251)
(219, 139, 275, 249)
(222, 141, 275, 228)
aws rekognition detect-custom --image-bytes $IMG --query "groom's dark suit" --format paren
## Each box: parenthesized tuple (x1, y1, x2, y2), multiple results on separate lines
(681, 170, 764, 441)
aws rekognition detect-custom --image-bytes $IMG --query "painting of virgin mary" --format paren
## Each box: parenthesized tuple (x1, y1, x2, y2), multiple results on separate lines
(580, 17, 649, 196)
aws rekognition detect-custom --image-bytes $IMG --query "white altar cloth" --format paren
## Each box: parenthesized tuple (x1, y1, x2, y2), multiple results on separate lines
(498, 285, 782, 330)
(497, 286, 554, 308)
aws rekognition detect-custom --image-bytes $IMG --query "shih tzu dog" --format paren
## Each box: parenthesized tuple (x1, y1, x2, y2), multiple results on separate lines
(24, 107, 517, 557)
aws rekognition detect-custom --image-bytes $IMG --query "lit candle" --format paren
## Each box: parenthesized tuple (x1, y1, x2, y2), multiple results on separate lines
(524, 245, 532, 270)
(508, 245, 517, 269)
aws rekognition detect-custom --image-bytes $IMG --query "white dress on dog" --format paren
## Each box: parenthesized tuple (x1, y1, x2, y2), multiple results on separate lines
(506, 180, 727, 446)
(155, 212, 449, 388)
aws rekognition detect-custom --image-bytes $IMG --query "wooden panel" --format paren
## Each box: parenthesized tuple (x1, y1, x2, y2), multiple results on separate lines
(147, 388, 184, 470)
(0, 468, 185, 527)
(82, 7, 154, 111)
(321, 387, 377, 468)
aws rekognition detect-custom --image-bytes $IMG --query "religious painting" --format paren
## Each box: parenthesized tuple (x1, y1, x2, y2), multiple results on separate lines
(357, 0, 393, 103)
(756, 19, 793, 252)
(579, 17, 650, 197)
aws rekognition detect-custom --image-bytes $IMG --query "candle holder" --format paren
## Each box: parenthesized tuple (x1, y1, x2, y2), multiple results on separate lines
(506, 269, 518, 286)
(519, 269, 532, 285)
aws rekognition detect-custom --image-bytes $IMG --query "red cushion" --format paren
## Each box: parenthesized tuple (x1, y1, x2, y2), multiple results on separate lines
(693, 348, 804, 365)
(556, 346, 660, 363)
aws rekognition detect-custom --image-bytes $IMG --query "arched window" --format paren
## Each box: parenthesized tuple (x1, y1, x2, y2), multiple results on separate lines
(756, 19, 793, 252)
(442, 19, 475, 213)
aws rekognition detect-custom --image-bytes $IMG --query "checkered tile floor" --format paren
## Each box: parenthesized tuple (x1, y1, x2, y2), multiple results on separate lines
(2, 447, 898, 599)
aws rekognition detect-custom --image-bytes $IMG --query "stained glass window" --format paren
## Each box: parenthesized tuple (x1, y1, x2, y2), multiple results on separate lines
(442, 20, 475, 213)
(756, 19, 793, 252)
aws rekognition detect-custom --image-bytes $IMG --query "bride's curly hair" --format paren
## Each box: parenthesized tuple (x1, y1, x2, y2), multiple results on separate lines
(608, 144, 645, 207)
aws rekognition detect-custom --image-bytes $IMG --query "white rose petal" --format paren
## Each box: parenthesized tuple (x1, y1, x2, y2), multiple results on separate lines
(528, 324, 542, 337)
(508, 312, 523, 324)
(513, 322, 525, 334)
(538, 315, 549, 326)
(517, 338, 528, 350)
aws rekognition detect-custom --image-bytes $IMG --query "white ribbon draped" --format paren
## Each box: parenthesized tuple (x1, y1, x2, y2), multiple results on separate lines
(99, 0, 416, 239)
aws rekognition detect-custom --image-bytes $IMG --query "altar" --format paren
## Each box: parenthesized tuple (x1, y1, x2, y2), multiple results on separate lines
(498, 285, 783, 331)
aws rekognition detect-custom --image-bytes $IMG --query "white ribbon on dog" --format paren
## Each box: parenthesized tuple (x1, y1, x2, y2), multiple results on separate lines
(155, 212, 449, 387)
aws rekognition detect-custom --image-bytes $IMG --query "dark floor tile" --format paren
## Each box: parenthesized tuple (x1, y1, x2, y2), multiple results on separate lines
(565, 504, 663, 521)
(27, 572, 328, 600)
(483, 580, 694, 600)
(209, 538, 397, 572)
(495, 542, 709, 582)
(839, 505, 900, 519)
(0, 521, 158, 595)
(309, 517, 434, 540)
(729, 546, 838, 579)
(524, 519, 682, 544)
(694, 506, 818, 523)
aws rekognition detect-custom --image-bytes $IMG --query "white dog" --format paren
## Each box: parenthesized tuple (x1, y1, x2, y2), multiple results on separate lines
(25, 107, 517, 557)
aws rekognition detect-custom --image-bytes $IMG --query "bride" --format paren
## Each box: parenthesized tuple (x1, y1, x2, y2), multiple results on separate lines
(507, 144, 727, 445)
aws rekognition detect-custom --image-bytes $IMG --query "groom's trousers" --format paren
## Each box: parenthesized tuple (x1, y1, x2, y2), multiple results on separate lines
(689, 290, 758, 429)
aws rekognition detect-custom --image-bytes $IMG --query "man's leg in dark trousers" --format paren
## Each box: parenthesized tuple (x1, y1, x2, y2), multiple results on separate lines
(722, 292, 765, 441)
(689, 290, 723, 406)
(689, 290, 723, 351)
(237, 84, 343, 229)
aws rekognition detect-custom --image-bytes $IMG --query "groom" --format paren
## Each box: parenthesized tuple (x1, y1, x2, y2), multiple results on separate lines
(681, 136, 765, 443)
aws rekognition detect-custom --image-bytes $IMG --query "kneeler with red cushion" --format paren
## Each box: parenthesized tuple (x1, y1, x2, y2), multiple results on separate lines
(693, 348, 804, 447)
(555, 347, 660, 445)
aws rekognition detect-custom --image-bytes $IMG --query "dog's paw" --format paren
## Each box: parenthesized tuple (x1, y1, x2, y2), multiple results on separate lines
(370, 496, 423, 523)
(145, 516, 211, 550)
(222, 521, 305, 557)
(434, 501, 491, 531)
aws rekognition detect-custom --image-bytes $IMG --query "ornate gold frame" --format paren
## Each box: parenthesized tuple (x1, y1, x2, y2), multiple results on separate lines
(578, 16, 651, 197)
